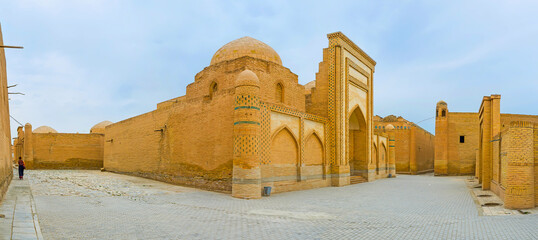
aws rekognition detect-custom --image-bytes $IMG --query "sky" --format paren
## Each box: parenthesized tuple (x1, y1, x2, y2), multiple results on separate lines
(1, 0, 537, 137)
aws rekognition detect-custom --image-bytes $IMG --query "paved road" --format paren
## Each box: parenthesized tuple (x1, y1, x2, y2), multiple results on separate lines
(21, 170, 538, 239)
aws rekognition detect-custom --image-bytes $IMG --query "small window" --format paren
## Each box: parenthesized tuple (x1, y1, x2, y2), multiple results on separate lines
(276, 83, 283, 103)
(442, 110, 446, 117)
(460, 136, 465, 143)
(209, 82, 218, 99)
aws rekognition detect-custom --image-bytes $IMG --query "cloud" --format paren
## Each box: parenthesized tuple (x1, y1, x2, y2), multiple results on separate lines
(1, 0, 537, 136)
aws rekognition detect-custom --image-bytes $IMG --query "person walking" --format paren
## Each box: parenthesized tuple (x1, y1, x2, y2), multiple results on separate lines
(18, 157, 25, 180)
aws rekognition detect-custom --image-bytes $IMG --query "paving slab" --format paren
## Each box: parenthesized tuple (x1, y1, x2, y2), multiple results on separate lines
(5, 169, 538, 239)
(0, 170, 43, 240)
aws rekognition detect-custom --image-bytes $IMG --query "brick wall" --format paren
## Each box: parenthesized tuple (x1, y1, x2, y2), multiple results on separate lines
(447, 112, 479, 175)
(0, 23, 13, 201)
(375, 117, 434, 174)
(414, 125, 435, 173)
(105, 89, 235, 192)
(30, 133, 104, 169)
(503, 121, 535, 209)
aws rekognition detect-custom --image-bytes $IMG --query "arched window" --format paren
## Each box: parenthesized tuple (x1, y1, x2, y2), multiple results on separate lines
(209, 81, 218, 99)
(441, 110, 446, 117)
(276, 83, 283, 103)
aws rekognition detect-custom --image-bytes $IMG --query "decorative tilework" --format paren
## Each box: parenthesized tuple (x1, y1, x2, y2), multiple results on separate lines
(265, 103, 327, 123)
(259, 102, 271, 165)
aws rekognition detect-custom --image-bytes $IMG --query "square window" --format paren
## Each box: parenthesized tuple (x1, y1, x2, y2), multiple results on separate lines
(460, 136, 465, 143)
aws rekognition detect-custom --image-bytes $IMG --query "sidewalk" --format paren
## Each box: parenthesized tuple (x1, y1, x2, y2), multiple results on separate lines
(0, 169, 43, 240)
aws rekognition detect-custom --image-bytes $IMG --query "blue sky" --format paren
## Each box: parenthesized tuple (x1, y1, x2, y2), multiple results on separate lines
(1, 0, 537, 136)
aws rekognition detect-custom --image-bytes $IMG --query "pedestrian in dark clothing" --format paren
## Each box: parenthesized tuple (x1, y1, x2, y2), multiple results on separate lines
(18, 157, 25, 180)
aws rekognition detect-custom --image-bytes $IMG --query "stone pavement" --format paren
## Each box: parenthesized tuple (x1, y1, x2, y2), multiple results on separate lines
(465, 177, 538, 216)
(3, 170, 538, 239)
(0, 170, 43, 240)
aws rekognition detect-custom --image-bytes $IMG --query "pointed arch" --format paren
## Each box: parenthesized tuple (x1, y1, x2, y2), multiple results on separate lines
(270, 127, 299, 165)
(209, 81, 218, 99)
(275, 82, 284, 103)
(304, 132, 324, 166)
(348, 104, 368, 177)
(381, 142, 387, 171)
(270, 125, 299, 145)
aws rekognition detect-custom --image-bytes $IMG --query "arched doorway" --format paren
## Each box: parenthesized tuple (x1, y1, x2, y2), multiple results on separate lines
(348, 106, 368, 178)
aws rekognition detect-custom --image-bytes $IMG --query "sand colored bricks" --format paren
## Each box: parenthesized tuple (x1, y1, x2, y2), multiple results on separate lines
(375, 115, 434, 175)
(103, 32, 391, 197)
(435, 95, 538, 209)
(14, 123, 106, 170)
(0, 23, 13, 201)
(434, 101, 479, 176)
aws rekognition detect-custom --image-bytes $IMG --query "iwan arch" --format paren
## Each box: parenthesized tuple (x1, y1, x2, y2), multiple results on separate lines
(103, 32, 396, 198)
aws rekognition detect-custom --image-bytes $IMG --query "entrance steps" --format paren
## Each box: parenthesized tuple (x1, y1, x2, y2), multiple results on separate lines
(350, 176, 367, 185)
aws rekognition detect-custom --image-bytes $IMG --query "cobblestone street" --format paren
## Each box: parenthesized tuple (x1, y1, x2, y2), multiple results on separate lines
(8, 170, 538, 239)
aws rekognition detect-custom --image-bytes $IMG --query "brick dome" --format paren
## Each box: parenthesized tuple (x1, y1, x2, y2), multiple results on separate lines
(210, 37, 282, 66)
(33, 126, 57, 133)
(90, 120, 113, 134)
(235, 70, 260, 87)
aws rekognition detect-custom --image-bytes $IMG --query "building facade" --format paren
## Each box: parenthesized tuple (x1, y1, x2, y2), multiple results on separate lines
(0, 23, 13, 201)
(434, 101, 479, 176)
(477, 95, 538, 209)
(104, 32, 395, 198)
(435, 95, 538, 209)
(375, 115, 435, 175)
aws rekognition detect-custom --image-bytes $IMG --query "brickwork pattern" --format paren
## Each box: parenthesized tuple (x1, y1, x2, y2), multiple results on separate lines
(375, 117, 434, 174)
(504, 121, 535, 209)
(0, 23, 13, 201)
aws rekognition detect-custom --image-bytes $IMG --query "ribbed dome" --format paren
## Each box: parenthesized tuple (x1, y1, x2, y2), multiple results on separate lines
(210, 37, 282, 66)
(90, 121, 113, 134)
(33, 126, 58, 133)
(437, 100, 447, 106)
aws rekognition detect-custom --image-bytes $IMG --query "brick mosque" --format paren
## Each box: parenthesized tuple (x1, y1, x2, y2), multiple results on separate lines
(1, 27, 537, 208)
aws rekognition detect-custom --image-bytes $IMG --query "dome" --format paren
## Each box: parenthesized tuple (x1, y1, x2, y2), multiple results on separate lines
(437, 100, 447, 106)
(235, 70, 260, 87)
(210, 37, 282, 66)
(386, 124, 395, 130)
(90, 121, 113, 134)
(33, 126, 58, 134)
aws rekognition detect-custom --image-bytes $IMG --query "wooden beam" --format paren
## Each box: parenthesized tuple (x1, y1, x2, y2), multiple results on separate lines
(0, 45, 23, 49)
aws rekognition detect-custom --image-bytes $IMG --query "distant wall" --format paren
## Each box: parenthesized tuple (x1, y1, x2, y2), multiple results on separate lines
(374, 121, 434, 174)
(414, 125, 435, 173)
(447, 113, 479, 175)
(31, 133, 104, 169)
(435, 111, 479, 176)
(0, 23, 12, 201)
